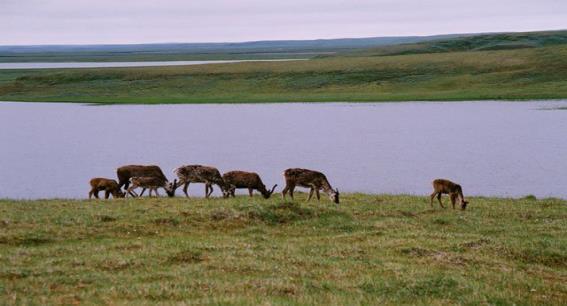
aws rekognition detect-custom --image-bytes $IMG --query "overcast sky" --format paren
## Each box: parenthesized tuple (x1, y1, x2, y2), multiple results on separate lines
(1, 0, 566, 45)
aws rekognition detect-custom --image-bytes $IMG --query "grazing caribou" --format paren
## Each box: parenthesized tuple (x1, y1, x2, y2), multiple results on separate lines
(430, 179, 469, 210)
(116, 165, 169, 190)
(125, 176, 177, 198)
(281, 168, 339, 204)
(222, 170, 277, 199)
(174, 165, 230, 198)
(89, 178, 125, 199)
(116, 165, 172, 196)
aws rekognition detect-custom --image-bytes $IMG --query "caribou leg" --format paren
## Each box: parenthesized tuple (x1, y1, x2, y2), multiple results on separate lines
(307, 188, 314, 201)
(289, 186, 295, 200)
(126, 187, 139, 198)
(430, 192, 437, 208)
(437, 193, 445, 208)
(282, 185, 289, 200)
(183, 182, 190, 198)
(450, 193, 457, 209)
(206, 184, 214, 198)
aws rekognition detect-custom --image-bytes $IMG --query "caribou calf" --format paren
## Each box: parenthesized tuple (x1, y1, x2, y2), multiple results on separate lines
(430, 179, 469, 210)
(174, 165, 230, 198)
(222, 170, 277, 199)
(282, 168, 339, 204)
(125, 176, 177, 198)
(116, 165, 169, 192)
(89, 178, 125, 199)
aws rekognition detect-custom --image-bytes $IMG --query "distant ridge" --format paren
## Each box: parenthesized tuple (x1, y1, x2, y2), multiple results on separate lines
(1, 30, 564, 62)
(337, 29, 567, 57)
(0, 34, 470, 54)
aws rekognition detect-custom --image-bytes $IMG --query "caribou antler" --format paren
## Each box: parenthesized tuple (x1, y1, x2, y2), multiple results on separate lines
(269, 184, 278, 195)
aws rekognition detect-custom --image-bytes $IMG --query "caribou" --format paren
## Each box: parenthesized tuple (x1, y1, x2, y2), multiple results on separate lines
(116, 165, 174, 197)
(89, 178, 125, 199)
(281, 168, 339, 204)
(222, 170, 277, 199)
(125, 176, 177, 198)
(430, 178, 469, 210)
(174, 165, 230, 198)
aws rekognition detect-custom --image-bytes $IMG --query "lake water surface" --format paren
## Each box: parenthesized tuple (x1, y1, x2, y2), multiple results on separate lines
(0, 59, 303, 69)
(0, 101, 566, 199)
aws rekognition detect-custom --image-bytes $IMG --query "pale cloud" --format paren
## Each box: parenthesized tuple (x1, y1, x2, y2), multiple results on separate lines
(1, 0, 566, 45)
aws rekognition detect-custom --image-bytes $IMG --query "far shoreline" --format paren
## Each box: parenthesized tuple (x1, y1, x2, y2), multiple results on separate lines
(1, 98, 566, 106)
(0, 59, 309, 70)
(1, 46, 566, 104)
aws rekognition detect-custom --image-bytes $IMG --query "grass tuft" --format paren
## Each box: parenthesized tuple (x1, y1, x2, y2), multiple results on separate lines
(153, 217, 180, 226)
(97, 215, 117, 222)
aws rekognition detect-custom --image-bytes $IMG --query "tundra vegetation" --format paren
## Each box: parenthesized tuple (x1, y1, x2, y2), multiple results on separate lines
(1, 32, 567, 104)
(1, 194, 565, 304)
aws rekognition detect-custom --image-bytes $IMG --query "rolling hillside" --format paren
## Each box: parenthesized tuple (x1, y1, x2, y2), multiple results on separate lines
(1, 44, 566, 103)
(339, 30, 567, 57)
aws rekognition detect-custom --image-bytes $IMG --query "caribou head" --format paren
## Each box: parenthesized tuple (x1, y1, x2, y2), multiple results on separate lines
(261, 184, 278, 199)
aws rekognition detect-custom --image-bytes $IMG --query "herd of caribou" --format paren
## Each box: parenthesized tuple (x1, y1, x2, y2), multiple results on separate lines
(89, 164, 469, 210)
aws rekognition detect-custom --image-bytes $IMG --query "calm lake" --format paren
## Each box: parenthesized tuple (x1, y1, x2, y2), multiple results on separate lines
(0, 59, 303, 70)
(0, 101, 566, 199)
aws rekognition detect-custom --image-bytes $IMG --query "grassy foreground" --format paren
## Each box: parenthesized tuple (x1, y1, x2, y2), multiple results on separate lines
(0, 194, 565, 305)
(1, 45, 567, 104)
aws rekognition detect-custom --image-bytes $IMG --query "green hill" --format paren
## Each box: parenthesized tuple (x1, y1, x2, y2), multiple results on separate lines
(341, 30, 567, 57)
(1, 44, 567, 103)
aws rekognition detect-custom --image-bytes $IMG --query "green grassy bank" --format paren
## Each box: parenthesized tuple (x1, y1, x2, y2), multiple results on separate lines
(1, 194, 565, 304)
(1, 45, 567, 104)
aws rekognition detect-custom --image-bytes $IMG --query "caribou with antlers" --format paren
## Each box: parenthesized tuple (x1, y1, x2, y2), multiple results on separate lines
(174, 165, 230, 198)
(281, 168, 339, 204)
(222, 170, 277, 198)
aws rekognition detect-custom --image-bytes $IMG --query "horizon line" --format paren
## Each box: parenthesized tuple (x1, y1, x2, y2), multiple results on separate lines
(1, 28, 565, 48)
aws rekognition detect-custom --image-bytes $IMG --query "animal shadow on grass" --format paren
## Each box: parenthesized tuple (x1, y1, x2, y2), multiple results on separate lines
(167, 250, 206, 265)
(0, 236, 54, 247)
